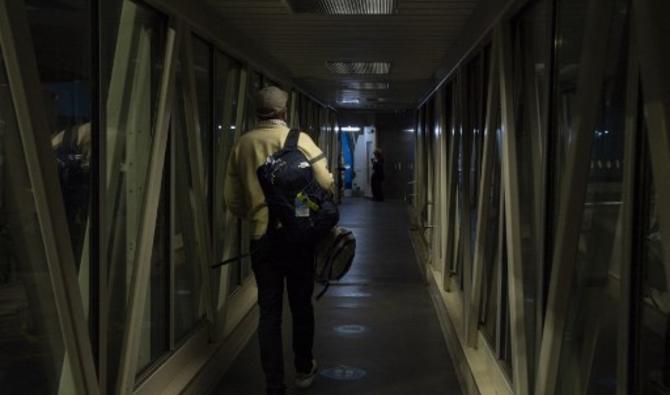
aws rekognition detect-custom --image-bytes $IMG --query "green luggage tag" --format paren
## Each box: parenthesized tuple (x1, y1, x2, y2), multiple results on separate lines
(295, 192, 319, 217)
(295, 193, 310, 217)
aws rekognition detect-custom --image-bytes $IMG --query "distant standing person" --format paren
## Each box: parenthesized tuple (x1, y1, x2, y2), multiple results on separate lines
(371, 149, 384, 201)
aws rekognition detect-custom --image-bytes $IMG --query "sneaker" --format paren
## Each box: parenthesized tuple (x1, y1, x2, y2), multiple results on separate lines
(295, 359, 318, 389)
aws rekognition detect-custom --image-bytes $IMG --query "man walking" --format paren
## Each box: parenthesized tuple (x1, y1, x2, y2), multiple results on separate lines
(224, 86, 334, 395)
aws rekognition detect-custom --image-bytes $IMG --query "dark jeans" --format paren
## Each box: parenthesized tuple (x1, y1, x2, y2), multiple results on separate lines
(250, 234, 316, 395)
(371, 174, 384, 201)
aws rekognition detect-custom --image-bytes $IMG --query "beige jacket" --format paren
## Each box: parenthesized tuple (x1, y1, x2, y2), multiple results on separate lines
(223, 120, 334, 239)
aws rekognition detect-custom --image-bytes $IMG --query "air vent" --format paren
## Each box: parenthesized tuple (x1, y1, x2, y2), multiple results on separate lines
(287, 0, 397, 15)
(327, 62, 391, 75)
(26, 0, 76, 11)
(347, 81, 390, 90)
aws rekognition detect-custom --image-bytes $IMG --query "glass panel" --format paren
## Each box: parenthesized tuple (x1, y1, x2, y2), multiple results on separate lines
(511, 0, 551, 383)
(233, 71, 262, 284)
(213, 52, 241, 299)
(553, 1, 630, 392)
(287, 91, 297, 128)
(424, 100, 434, 238)
(455, 73, 468, 290)
(423, 103, 432, 227)
(228, 220, 242, 293)
(27, 3, 95, 383)
(240, 225, 252, 282)
(500, 213, 513, 377)
(238, 72, 266, 283)
(639, 135, 670, 393)
(307, 101, 315, 138)
(104, 2, 169, 386)
(136, 167, 169, 373)
(300, 95, 308, 130)
(466, 53, 486, 257)
(480, 111, 504, 349)
(192, 36, 212, 216)
(29, 0, 92, 267)
(548, 0, 588, 257)
(444, 83, 458, 278)
(315, 103, 321, 139)
(0, 45, 67, 394)
(243, 71, 262, 133)
(172, 61, 204, 342)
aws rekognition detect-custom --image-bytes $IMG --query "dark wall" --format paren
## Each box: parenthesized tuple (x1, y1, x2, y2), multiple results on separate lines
(338, 111, 416, 200)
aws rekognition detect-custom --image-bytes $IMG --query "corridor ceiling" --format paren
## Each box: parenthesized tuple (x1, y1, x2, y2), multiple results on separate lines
(206, 0, 479, 110)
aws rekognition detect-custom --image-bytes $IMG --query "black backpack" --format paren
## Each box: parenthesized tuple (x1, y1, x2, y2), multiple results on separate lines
(57, 126, 87, 187)
(56, 126, 89, 219)
(56, 125, 90, 258)
(257, 129, 339, 244)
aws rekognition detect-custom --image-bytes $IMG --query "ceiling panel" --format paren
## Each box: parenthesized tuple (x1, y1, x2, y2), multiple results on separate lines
(206, 0, 479, 109)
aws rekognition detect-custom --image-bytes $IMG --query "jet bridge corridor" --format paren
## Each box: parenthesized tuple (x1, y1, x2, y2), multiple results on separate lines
(0, 0, 669, 394)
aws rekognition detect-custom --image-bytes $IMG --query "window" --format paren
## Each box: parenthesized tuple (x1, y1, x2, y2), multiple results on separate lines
(638, 124, 670, 394)
(0, 41, 74, 394)
(172, 58, 205, 342)
(480, 106, 504, 350)
(103, 1, 169, 382)
(210, 52, 243, 295)
(552, 0, 630, 392)
(510, 0, 552, 382)
(193, 36, 213, 217)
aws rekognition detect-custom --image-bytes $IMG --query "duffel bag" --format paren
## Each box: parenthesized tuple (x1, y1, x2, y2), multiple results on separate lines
(314, 226, 356, 299)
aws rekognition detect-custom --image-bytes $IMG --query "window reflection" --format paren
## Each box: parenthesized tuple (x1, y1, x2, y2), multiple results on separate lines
(193, 36, 213, 215)
(511, 0, 550, 383)
(28, 0, 92, 267)
(553, 0, 630, 392)
(172, 59, 205, 341)
(466, 53, 486, 258)
(454, 74, 468, 291)
(0, 47, 67, 394)
(137, 167, 169, 373)
(232, 72, 265, 283)
(445, 82, 459, 279)
(243, 72, 262, 133)
(210, 52, 242, 297)
(639, 132, 670, 394)
(104, 1, 169, 385)
(423, 99, 435, 244)
(480, 118, 503, 350)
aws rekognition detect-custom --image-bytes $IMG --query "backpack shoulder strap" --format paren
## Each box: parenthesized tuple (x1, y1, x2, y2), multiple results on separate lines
(284, 128, 300, 150)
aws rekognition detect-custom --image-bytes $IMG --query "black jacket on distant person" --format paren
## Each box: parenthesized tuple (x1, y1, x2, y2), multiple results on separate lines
(371, 156, 384, 201)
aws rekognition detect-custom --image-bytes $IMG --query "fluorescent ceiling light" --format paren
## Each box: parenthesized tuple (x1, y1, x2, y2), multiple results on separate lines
(287, 0, 396, 15)
(339, 98, 360, 104)
(341, 126, 361, 132)
(327, 62, 391, 75)
(347, 81, 390, 90)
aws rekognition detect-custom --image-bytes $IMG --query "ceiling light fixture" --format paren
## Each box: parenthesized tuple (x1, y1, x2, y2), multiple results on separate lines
(327, 61, 391, 75)
(347, 81, 390, 90)
(287, 0, 397, 15)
